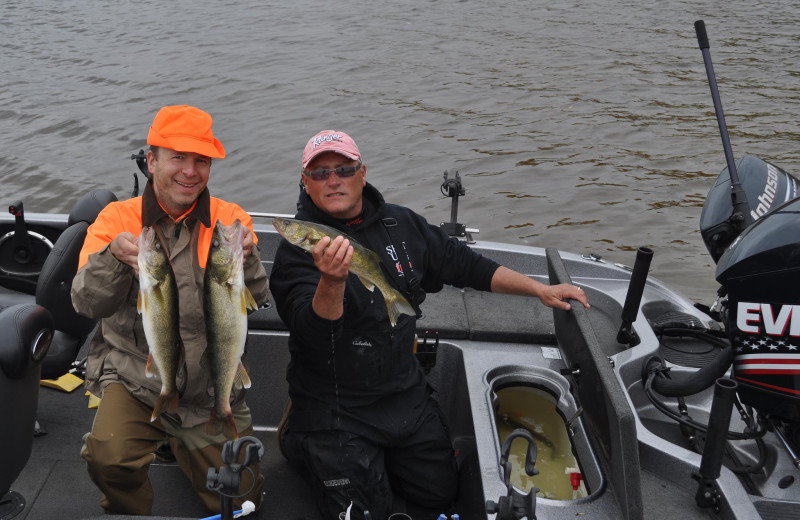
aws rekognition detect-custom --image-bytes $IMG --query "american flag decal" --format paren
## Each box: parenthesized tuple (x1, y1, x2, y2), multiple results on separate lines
(733, 334, 800, 396)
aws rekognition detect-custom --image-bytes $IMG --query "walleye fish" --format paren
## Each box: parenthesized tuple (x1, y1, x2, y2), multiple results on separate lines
(272, 217, 416, 327)
(137, 226, 182, 421)
(203, 219, 258, 440)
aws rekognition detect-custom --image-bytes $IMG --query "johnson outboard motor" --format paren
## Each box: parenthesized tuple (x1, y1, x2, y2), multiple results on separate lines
(700, 155, 799, 263)
(691, 17, 800, 469)
(698, 155, 800, 424)
(701, 153, 800, 421)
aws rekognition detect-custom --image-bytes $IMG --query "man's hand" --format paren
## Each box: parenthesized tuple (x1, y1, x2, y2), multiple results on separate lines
(312, 235, 353, 283)
(109, 232, 139, 273)
(539, 283, 590, 311)
(310, 235, 354, 321)
(242, 227, 255, 259)
(490, 266, 590, 311)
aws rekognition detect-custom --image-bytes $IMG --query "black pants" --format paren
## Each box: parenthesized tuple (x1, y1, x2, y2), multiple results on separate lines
(284, 398, 458, 520)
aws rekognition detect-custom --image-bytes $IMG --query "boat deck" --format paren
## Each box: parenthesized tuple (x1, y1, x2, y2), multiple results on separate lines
(12, 288, 712, 520)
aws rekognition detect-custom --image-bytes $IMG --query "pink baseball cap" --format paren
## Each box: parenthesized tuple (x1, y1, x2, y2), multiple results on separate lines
(302, 130, 361, 169)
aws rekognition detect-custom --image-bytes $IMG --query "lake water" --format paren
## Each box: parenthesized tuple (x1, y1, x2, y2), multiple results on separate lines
(2, 0, 798, 304)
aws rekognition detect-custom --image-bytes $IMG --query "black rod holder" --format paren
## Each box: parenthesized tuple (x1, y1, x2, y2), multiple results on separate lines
(486, 428, 539, 520)
(617, 247, 653, 347)
(440, 170, 467, 238)
(694, 377, 738, 510)
(206, 436, 264, 520)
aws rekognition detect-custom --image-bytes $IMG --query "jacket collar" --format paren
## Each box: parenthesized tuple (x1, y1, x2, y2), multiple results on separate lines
(141, 180, 212, 228)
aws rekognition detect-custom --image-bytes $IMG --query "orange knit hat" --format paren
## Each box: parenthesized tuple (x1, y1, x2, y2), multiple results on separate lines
(146, 105, 226, 158)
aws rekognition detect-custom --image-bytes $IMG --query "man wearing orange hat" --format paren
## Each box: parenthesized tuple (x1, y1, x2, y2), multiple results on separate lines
(270, 130, 588, 520)
(71, 105, 268, 515)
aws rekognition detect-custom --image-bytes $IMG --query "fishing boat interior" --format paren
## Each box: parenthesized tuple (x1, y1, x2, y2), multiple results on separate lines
(2, 21, 800, 520)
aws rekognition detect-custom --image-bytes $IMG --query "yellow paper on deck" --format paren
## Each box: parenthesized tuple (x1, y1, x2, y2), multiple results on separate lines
(85, 391, 101, 409)
(40, 373, 84, 392)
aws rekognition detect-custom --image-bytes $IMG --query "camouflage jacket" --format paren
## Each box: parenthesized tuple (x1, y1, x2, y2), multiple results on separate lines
(71, 181, 269, 428)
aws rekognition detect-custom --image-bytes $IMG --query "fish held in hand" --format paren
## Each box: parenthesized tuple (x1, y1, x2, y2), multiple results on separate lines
(137, 226, 182, 421)
(203, 219, 258, 440)
(272, 217, 416, 327)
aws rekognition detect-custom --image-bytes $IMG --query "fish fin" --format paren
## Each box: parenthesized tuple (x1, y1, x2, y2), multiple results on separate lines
(244, 287, 258, 312)
(152, 284, 164, 303)
(137, 291, 143, 314)
(235, 362, 252, 389)
(207, 410, 239, 441)
(357, 275, 376, 292)
(150, 391, 179, 422)
(145, 354, 158, 378)
(384, 288, 417, 327)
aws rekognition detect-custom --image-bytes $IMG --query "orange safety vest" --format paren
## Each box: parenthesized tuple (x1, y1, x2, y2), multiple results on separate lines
(78, 183, 256, 270)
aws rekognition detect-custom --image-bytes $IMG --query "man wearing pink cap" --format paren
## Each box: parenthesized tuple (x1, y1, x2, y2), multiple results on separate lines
(71, 105, 268, 515)
(270, 129, 588, 520)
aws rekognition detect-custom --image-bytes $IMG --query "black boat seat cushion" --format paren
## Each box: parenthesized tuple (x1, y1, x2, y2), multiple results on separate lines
(67, 189, 118, 228)
(0, 303, 52, 501)
(0, 285, 34, 313)
(35, 222, 95, 379)
(34, 189, 116, 379)
(36, 222, 96, 339)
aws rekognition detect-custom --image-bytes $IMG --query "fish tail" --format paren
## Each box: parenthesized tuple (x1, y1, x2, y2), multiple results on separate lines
(207, 410, 239, 440)
(222, 416, 239, 441)
(385, 288, 417, 327)
(150, 391, 179, 422)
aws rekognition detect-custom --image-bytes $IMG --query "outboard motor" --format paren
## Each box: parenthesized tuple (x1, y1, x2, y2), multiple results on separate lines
(715, 197, 800, 422)
(700, 155, 799, 263)
(694, 19, 800, 420)
(645, 25, 800, 507)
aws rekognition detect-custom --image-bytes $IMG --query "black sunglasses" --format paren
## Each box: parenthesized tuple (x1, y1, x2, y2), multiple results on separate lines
(303, 162, 362, 181)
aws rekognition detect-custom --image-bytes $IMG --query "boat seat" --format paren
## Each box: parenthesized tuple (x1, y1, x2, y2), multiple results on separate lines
(0, 284, 34, 313)
(35, 189, 117, 379)
(0, 303, 53, 518)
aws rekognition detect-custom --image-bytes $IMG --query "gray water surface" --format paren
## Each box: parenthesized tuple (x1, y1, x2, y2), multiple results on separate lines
(2, 0, 798, 303)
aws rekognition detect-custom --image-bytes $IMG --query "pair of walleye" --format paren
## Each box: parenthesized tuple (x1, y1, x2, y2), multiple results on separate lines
(138, 220, 255, 441)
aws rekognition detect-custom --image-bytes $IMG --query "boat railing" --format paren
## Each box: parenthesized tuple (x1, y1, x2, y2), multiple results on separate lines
(249, 212, 295, 221)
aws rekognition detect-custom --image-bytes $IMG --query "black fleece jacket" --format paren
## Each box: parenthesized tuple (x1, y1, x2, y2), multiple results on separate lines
(269, 183, 499, 435)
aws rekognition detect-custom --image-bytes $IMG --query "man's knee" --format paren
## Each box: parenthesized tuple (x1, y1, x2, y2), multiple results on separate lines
(394, 465, 457, 510)
(293, 431, 392, 520)
(82, 431, 153, 485)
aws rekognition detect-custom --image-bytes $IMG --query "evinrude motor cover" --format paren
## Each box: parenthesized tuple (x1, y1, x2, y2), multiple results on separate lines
(716, 197, 800, 420)
(700, 155, 799, 262)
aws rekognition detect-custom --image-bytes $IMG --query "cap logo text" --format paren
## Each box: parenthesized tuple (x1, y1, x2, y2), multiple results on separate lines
(312, 134, 344, 149)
